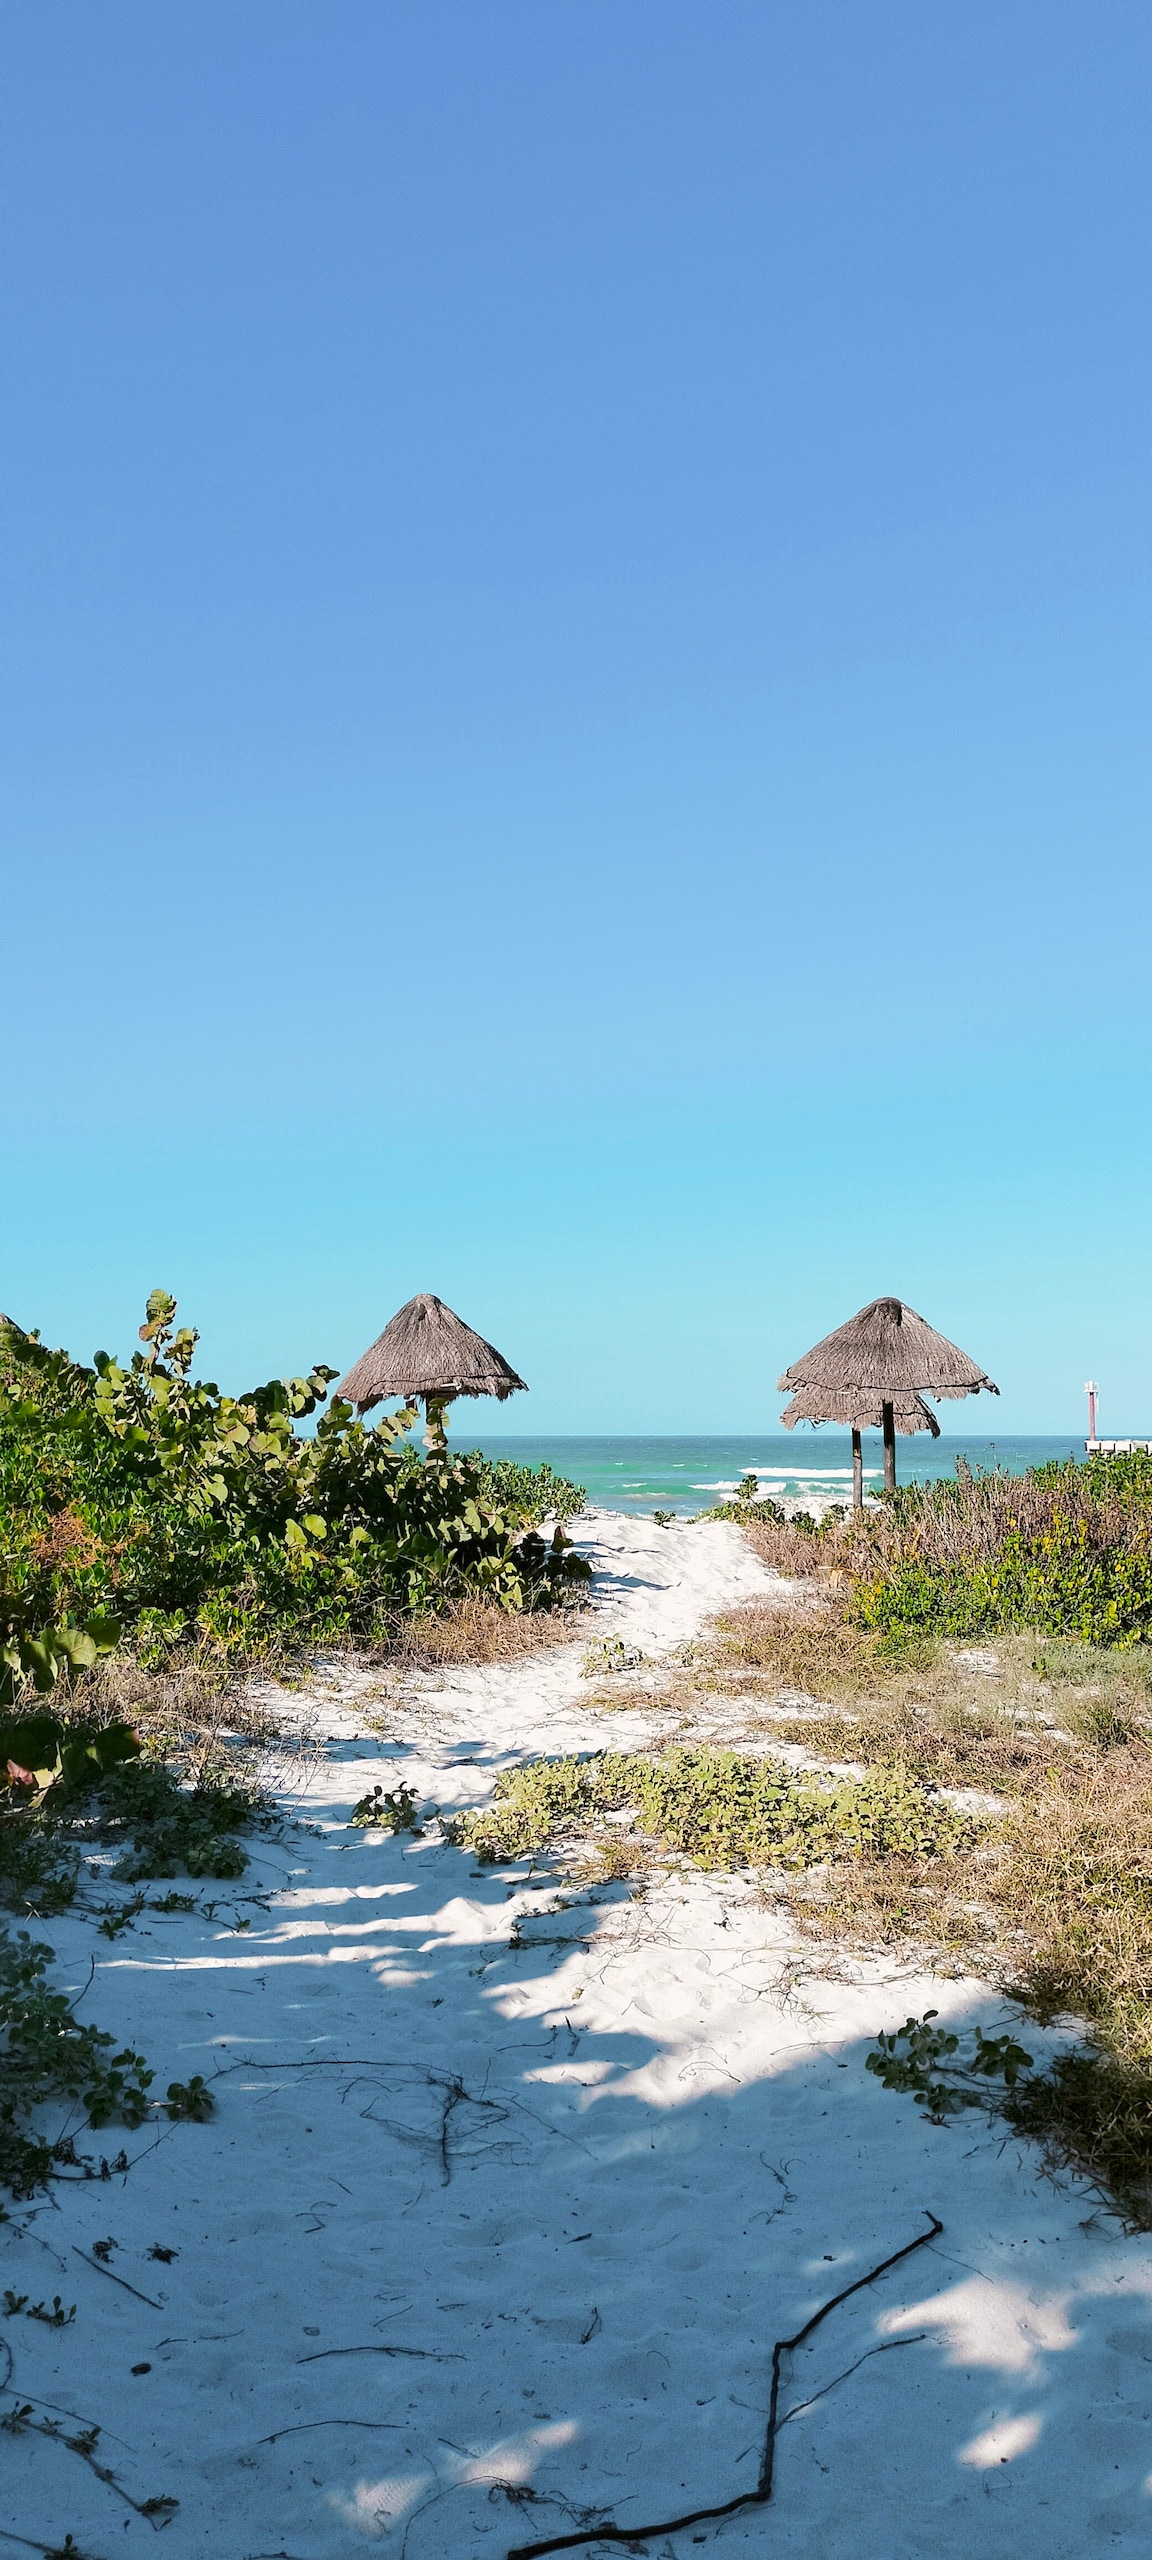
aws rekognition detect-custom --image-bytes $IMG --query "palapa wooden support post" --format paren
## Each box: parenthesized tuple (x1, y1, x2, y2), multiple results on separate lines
(851, 1427, 863, 1510)
(424, 1394, 449, 1454)
(882, 1401, 896, 1492)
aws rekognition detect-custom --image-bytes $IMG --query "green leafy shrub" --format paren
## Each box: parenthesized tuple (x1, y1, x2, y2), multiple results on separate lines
(445, 1745, 971, 1869)
(704, 1473, 787, 1526)
(0, 1297, 589, 1678)
(0, 1610, 121, 1712)
(867, 2008, 1152, 2228)
(0, 1712, 140, 1798)
(164, 2074, 214, 2121)
(451, 1453, 587, 1526)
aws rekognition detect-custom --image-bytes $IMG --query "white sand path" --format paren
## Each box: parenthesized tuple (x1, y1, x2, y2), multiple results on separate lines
(4, 1512, 1152, 2558)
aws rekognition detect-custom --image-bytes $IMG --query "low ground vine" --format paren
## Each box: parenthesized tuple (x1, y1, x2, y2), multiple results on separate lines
(0, 1709, 272, 2197)
(0, 1712, 270, 1915)
(866, 2010, 1035, 2121)
(0, 1927, 215, 2198)
(445, 1745, 971, 1869)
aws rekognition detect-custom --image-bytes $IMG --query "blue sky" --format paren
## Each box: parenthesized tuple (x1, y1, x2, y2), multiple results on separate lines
(3, 4, 1151, 1432)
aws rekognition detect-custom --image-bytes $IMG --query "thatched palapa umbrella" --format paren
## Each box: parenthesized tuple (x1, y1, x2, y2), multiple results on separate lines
(778, 1296, 998, 1506)
(337, 1294, 527, 1450)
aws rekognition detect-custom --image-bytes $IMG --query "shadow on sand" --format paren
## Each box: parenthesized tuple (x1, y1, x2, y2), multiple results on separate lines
(10, 1776, 1152, 2560)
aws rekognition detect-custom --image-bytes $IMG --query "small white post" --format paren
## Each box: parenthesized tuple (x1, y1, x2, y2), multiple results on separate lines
(1084, 1381, 1099, 1446)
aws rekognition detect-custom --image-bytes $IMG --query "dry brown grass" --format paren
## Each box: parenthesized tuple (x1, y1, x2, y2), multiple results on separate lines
(994, 1765, 1152, 2065)
(69, 1650, 293, 1787)
(1005, 2055, 1152, 2228)
(705, 1598, 1152, 2223)
(782, 1849, 994, 1964)
(711, 1596, 885, 1692)
(701, 1598, 1152, 1788)
(741, 1519, 827, 1577)
(835, 1459, 1152, 1582)
(64, 1595, 587, 1773)
(383, 1595, 587, 1668)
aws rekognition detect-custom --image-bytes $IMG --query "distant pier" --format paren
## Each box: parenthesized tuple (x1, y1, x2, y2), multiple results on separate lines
(1087, 1438, 1152, 1454)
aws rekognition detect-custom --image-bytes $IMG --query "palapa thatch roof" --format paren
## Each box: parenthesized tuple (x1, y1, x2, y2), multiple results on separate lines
(779, 1385, 942, 1437)
(777, 1296, 997, 1435)
(336, 1294, 527, 1415)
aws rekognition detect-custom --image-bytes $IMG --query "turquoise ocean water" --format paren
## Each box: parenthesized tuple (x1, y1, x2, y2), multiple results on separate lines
(449, 1432, 1087, 1518)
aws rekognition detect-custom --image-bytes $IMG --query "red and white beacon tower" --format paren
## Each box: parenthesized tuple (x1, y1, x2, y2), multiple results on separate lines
(1085, 1381, 1099, 1446)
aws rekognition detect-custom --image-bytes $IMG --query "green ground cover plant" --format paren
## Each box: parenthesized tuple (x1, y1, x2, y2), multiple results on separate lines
(0, 1707, 273, 2198)
(0, 1924, 216, 2198)
(0, 1294, 588, 1685)
(446, 1744, 970, 1868)
(0, 1710, 270, 1911)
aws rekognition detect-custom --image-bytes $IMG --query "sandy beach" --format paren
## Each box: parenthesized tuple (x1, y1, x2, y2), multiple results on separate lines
(5, 1510, 1152, 2559)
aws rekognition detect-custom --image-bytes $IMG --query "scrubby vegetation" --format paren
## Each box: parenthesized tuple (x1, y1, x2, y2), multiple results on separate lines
(0, 1292, 592, 2218)
(707, 1597, 1152, 2219)
(0, 1705, 272, 1910)
(710, 1451, 1152, 1646)
(703, 1456, 1152, 2219)
(844, 1451, 1152, 1645)
(451, 1451, 585, 1528)
(703, 1473, 831, 1576)
(0, 1913, 222, 2200)
(0, 1293, 588, 1693)
(867, 2010, 1036, 2120)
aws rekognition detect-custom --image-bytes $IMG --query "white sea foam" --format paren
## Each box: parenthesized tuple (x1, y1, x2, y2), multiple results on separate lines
(695, 1467, 880, 1494)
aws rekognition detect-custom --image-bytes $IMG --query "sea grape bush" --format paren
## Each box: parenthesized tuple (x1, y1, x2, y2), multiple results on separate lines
(0, 1295, 589, 1674)
(0, 1712, 141, 1798)
(1, 1595, 121, 1714)
(450, 1451, 586, 1527)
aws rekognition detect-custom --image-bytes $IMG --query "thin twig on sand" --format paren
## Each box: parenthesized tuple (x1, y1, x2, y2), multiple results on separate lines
(506, 2212, 943, 2560)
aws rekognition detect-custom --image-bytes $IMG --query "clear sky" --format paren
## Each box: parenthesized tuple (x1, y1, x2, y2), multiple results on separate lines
(3, 4, 1151, 1433)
